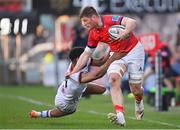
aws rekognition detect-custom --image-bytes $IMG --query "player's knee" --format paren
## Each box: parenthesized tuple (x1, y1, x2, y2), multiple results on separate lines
(132, 89, 143, 96)
(130, 83, 143, 96)
(109, 73, 120, 84)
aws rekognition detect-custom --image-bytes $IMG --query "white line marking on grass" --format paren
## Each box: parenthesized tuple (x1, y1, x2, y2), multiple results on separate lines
(1, 94, 180, 128)
(0, 94, 53, 107)
(88, 110, 106, 115)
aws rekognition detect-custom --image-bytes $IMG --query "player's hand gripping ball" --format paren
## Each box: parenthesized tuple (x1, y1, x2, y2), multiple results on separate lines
(108, 25, 130, 40)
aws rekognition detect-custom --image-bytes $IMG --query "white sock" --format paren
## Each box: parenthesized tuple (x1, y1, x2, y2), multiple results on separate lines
(40, 110, 51, 118)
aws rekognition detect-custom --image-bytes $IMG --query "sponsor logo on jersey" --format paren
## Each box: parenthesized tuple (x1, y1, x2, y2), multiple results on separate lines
(112, 15, 120, 22)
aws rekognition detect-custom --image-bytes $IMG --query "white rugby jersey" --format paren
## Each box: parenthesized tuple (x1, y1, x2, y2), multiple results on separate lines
(55, 58, 92, 103)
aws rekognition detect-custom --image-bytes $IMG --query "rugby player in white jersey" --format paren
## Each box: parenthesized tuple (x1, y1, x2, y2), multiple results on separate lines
(29, 47, 122, 118)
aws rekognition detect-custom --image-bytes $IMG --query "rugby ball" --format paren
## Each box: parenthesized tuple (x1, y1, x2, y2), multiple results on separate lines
(108, 25, 127, 40)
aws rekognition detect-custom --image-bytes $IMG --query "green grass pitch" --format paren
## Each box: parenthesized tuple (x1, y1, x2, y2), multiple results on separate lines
(0, 85, 180, 129)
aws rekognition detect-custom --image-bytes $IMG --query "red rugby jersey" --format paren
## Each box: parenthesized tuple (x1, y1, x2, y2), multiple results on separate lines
(87, 15, 139, 53)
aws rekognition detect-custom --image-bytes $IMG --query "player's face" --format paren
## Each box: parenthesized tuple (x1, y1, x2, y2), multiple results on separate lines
(81, 16, 97, 30)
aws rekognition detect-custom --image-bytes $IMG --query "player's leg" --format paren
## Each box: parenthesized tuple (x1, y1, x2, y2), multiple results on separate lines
(107, 62, 127, 126)
(30, 94, 77, 118)
(129, 82, 144, 120)
(29, 107, 72, 118)
(127, 42, 145, 120)
(83, 83, 106, 96)
(129, 71, 144, 120)
(109, 73, 124, 110)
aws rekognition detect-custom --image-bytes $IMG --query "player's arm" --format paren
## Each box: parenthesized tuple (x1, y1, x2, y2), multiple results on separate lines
(91, 52, 110, 66)
(121, 17, 136, 34)
(80, 52, 127, 83)
(69, 31, 98, 76)
(119, 17, 137, 40)
(69, 49, 92, 75)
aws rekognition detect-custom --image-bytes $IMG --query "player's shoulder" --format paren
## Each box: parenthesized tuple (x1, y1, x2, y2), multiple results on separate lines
(88, 28, 98, 38)
(102, 15, 112, 21)
(102, 15, 122, 20)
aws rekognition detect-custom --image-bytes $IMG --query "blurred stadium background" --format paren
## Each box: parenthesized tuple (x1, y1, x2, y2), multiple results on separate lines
(0, 0, 180, 129)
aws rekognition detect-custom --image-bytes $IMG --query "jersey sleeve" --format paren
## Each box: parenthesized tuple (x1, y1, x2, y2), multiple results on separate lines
(66, 62, 72, 73)
(84, 46, 95, 54)
(70, 72, 82, 83)
(107, 15, 123, 25)
(87, 31, 98, 48)
(85, 31, 98, 54)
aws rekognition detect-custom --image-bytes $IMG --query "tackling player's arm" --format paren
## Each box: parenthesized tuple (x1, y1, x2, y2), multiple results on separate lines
(80, 52, 127, 83)
(91, 51, 110, 66)
(68, 33, 98, 76)
(68, 50, 91, 76)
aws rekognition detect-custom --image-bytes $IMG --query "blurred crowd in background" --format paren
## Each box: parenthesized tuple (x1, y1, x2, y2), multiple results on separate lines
(0, 0, 180, 107)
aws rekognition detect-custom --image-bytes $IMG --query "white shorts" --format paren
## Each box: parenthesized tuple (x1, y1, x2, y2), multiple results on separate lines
(55, 96, 78, 114)
(107, 42, 145, 83)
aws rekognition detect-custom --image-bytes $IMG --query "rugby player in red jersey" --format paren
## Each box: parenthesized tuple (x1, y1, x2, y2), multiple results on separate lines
(68, 6, 145, 126)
